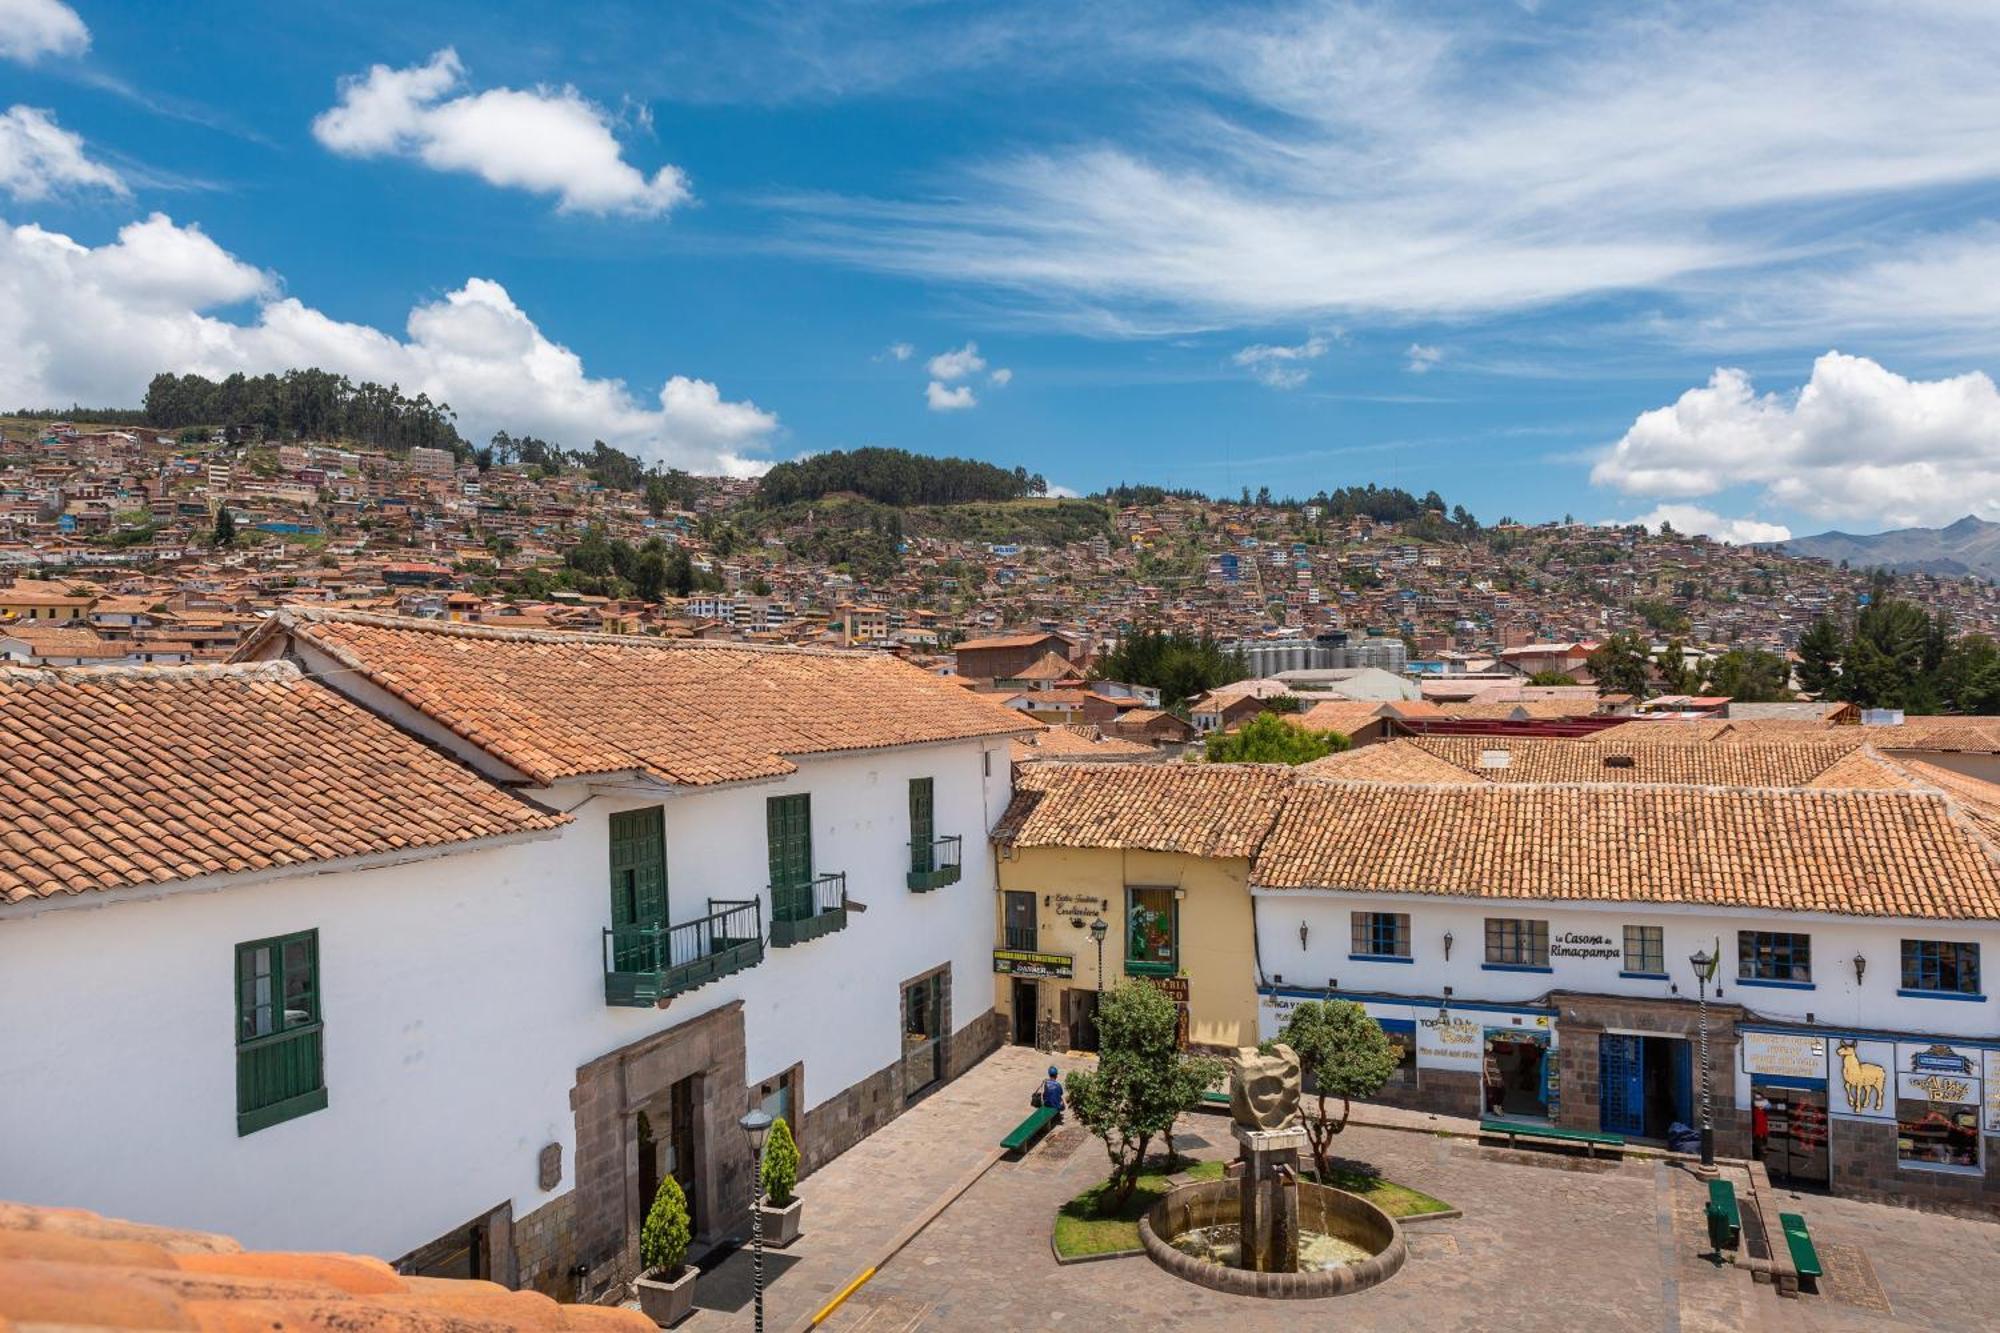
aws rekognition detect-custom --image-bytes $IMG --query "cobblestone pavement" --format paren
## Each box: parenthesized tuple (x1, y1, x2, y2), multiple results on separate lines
(676, 1046, 2000, 1332)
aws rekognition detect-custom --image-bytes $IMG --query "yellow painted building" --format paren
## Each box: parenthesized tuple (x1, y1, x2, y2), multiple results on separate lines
(990, 762, 1294, 1053)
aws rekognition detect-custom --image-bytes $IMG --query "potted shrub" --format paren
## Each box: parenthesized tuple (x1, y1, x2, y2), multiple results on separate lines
(757, 1116, 803, 1247)
(634, 1176, 695, 1326)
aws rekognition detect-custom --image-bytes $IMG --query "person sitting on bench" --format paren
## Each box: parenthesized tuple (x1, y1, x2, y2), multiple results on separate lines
(1033, 1065, 1065, 1120)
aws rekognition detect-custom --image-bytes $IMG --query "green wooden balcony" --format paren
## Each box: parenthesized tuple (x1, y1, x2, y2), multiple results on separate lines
(604, 898, 764, 1007)
(906, 834, 963, 891)
(770, 871, 847, 947)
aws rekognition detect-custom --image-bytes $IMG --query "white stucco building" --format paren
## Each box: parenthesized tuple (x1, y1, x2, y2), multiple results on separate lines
(1247, 740, 2000, 1210)
(0, 611, 1027, 1296)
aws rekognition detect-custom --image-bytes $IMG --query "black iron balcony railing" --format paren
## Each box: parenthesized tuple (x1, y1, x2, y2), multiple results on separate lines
(770, 871, 847, 947)
(603, 898, 764, 1007)
(907, 834, 963, 891)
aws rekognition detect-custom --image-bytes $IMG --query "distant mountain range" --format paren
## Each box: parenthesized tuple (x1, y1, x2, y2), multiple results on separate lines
(1773, 515, 2000, 582)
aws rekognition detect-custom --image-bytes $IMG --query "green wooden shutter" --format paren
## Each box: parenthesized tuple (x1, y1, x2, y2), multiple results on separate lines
(235, 929, 326, 1135)
(609, 807, 668, 928)
(909, 777, 935, 872)
(767, 795, 813, 920)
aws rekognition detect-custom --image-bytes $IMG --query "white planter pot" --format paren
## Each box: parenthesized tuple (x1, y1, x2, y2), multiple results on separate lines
(758, 1196, 804, 1248)
(635, 1265, 697, 1327)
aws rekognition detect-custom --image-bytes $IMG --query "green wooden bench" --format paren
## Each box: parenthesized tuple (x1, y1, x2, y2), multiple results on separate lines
(1479, 1118, 1625, 1158)
(1001, 1105, 1059, 1153)
(1706, 1178, 1741, 1252)
(1778, 1212, 1822, 1286)
(1198, 1089, 1231, 1111)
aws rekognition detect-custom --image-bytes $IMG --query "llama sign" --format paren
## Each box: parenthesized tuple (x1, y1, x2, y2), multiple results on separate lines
(1832, 1039, 1896, 1121)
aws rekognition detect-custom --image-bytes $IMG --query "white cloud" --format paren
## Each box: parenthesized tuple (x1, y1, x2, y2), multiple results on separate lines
(1593, 352, 2000, 528)
(0, 212, 776, 475)
(926, 341, 986, 381)
(1624, 504, 1791, 545)
(1233, 334, 1328, 389)
(1045, 482, 1081, 498)
(926, 380, 977, 411)
(0, 105, 125, 201)
(0, 0, 87, 63)
(1405, 343, 1443, 373)
(779, 5, 2000, 338)
(312, 49, 690, 217)
(883, 341, 914, 361)
(988, 366, 1012, 386)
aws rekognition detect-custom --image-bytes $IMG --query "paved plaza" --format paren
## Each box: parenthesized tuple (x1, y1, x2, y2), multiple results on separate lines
(674, 1046, 2000, 1332)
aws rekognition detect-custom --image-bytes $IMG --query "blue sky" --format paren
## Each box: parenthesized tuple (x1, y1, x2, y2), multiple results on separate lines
(5, 1, 2000, 538)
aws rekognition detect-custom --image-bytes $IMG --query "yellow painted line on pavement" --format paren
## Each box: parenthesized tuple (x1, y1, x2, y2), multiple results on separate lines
(792, 1145, 1009, 1331)
(806, 1265, 876, 1327)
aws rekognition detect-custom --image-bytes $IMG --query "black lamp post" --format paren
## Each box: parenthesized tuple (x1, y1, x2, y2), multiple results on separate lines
(1688, 947, 1716, 1173)
(739, 1108, 773, 1333)
(1089, 917, 1108, 992)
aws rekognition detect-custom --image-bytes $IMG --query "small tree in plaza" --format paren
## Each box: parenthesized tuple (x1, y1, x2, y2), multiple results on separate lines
(1066, 981, 1224, 1209)
(639, 1175, 692, 1280)
(1274, 999, 1401, 1181)
(761, 1116, 799, 1207)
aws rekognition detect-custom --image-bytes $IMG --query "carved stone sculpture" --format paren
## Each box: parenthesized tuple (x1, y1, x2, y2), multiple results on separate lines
(1230, 1043, 1302, 1131)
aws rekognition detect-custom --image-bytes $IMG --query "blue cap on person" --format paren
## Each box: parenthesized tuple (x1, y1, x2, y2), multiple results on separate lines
(1048, 1066, 1059, 1078)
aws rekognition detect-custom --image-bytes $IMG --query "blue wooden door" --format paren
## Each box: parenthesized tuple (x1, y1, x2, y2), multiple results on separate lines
(1600, 1034, 1645, 1135)
(1671, 1041, 1695, 1127)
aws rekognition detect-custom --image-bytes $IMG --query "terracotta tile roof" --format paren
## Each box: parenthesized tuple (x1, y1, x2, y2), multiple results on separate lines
(1010, 723, 1155, 762)
(1325, 736, 1879, 787)
(1007, 650, 1085, 681)
(1438, 700, 1598, 720)
(1292, 700, 1389, 735)
(1860, 719, 2000, 753)
(250, 610, 1030, 787)
(0, 625, 124, 658)
(0, 661, 567, 905)
(955, 631, 1068, 651)
(994, 761, 1294, 856)
(0, 1200, 651, 1333)
(1298, 741, 1482, 784)
(1254, 782, 2000, 919)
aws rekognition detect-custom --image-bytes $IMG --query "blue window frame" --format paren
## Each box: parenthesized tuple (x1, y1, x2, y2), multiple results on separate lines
(1901, 939, 1980, 996)
(1350, 911, 1411, 960)
(1485, 917, 1548, 968)
(1738, 930, 1811, 985)
(1622, 924, 1665, 977)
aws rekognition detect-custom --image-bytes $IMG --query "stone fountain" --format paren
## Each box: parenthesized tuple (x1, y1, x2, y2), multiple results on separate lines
(1137, 1043, 1407, 1298)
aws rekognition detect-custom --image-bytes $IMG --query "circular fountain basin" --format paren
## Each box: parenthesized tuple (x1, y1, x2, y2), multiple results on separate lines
(1138, 1178, 1406, 1299)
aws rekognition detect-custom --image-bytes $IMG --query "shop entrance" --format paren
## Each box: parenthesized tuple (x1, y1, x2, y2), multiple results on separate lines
(1011, 979, 1039, 1046)
(1600, 1034, 1694, 1139)
(1484, 1029, 1550, 1119)
(1064, 987, 1100, 1053)
(1755, 1082, 1830, 1188)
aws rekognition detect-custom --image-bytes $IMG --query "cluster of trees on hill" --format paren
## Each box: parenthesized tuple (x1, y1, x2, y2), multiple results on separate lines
(1797, 582, 2000, 714)
(1092, 628, 1246, 707)
(142, 369, 464, 452)
(483, 431, 698, 508)
(10, 404, 150, 425)
(1096, 479, 1479, 532)
(756, 447, 1045, 507)
(1587, 632, 1794, 703)
(1098, 483, 1208, 506)
(547, 528, 723, 602)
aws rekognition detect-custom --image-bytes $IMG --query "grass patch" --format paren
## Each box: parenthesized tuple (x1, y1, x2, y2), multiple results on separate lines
(1309, 1166, 1454, 1218)
(1052, 1159, 1225, 1259)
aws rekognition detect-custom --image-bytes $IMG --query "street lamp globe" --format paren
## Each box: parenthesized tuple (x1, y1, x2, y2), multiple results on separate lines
(1688, 947, 1712, 976)
(1089, 917, 1108, 944)
(740, 1107, 773, 1155)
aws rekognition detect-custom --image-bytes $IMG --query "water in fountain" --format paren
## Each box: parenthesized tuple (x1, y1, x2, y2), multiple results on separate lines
(1168, 1224, 1373, 1273)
